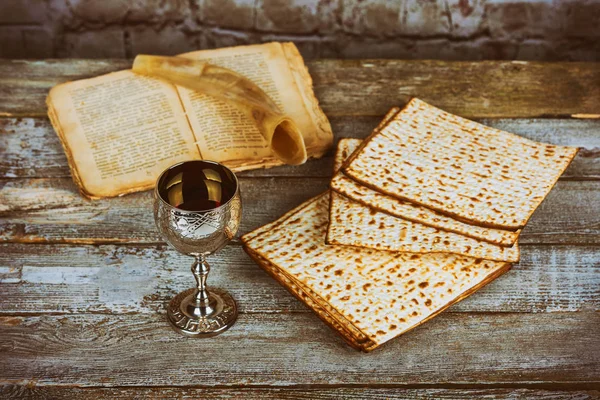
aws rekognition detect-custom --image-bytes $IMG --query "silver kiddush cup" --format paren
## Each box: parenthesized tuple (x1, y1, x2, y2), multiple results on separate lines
(154, 160, 241, 337)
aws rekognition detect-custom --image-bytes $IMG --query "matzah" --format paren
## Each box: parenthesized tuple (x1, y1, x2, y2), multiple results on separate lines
(328, 140, 520, 262)
(343, 98, 578, 230)
(242, 193, 511, 351)
(245, 249, 372, 350)
(332, 139, 520, 246)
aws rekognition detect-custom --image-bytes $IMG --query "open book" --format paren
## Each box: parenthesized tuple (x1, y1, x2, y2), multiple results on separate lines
(47, 42, 333, 199)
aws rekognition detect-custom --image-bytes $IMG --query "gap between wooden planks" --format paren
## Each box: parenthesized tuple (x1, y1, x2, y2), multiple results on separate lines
(1, 386, 600, 399)
(0, 243, 597, 315)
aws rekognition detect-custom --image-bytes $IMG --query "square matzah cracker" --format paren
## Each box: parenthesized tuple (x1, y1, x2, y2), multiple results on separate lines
(328, 140, 520, 262)
(242, 192, 511, 352)
(331, 138, 520, 246)
(343, 98, 578, 230)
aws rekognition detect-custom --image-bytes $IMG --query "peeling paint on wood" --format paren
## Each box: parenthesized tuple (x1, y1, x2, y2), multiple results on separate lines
(0, 244, 597, 315)
(0, 266, 20, 284)
(0, 59, 599, 392)
(1, 117, 599, 180)
(1, 179, 598, 245)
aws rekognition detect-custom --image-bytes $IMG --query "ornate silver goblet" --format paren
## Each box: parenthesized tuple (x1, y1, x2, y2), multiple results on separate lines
(154, 160, 241, 337)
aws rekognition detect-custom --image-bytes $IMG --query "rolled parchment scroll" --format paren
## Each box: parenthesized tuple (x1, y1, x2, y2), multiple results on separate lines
(132, 54, 308, 165)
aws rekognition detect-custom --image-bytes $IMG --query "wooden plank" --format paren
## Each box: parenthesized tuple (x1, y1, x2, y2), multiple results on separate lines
(1, 386, 599, 399)
(2, 117, 599, 180)
(0, 60, 598, 118)
(0, 312, 598, 386)
(0, 59, 130, 118)
(0, 243, 597, 315)
(311, 60, 600, 118)
(0, 176, 326, 244)
(0, 118, 69, 179)
(0, 178, 598, 245)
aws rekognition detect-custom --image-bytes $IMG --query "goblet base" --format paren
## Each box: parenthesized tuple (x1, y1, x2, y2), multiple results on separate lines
(167, 287, 237, 337)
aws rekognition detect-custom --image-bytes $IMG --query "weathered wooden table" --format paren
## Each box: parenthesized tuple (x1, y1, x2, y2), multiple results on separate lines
(0, 60, 599, 399)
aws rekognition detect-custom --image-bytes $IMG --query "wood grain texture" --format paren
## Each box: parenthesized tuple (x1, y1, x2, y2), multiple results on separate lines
(0, 243, 597, 315)
(0, 60, 598, 118)
(1, 117, 599, 180)
(1, 386, 599, 400)
(310, 60, 600, 118)
(0, 312, 598, 386)
(1, 60, 599, 393)
(0, 177, 326, 244)
(0, 59, 130, 118)
(1, 178, 598, 245)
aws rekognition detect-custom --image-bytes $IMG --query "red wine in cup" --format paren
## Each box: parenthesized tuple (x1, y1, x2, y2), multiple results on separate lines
(157, 161, 237, 212)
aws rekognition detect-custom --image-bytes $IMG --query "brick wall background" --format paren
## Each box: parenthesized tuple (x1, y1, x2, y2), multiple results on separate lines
(0, 0, 598, 60)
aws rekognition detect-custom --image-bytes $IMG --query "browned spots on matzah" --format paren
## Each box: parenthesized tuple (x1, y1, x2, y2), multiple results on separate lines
(243, 192, 511, 350)
(328, 141, 520, 262)
(331, 139, 520, 246)
(328, 191, 519, 262)
(342, 98, 578, 229)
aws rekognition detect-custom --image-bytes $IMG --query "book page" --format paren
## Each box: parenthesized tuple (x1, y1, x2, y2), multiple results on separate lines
(176, 42, 330, 163)
(281, 43, 333, 151)
(47, 70, 200, 198)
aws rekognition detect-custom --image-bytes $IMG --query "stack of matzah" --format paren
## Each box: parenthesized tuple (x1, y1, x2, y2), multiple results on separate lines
(242, 98, 578, 351)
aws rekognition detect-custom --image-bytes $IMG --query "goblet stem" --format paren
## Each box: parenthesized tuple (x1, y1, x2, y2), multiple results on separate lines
(192, 255, 210, 305)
